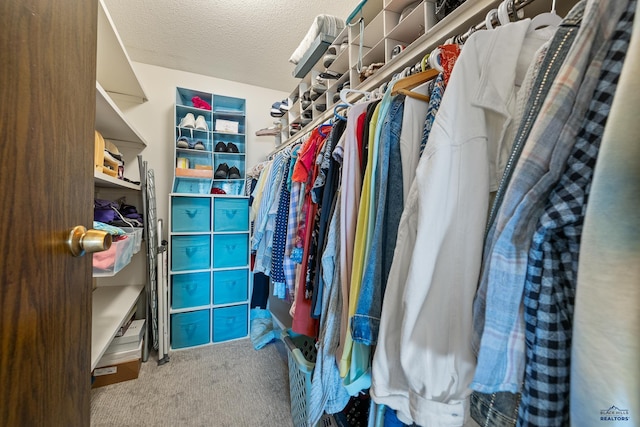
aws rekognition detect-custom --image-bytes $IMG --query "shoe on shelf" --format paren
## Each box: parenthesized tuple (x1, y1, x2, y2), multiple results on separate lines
(279, 99, 290, 112)
(315, 103, 326, 112)
(179, 113, 196, 129)
(323, 45, 337, 68)
(214, 163, 229, 179)
(226, 142, 239, 153)
(270, 101, 285, 117)
(211, 187, 226, 195)
(301, 99, 311, 110)
(194, 115, 209, 131)
(228, 166, 241, 179)
(176, 137, 189, 148)
(340, 36, 348, 52)
(319, 70, 342, 80)
(193, 141, 206, 150)
(215, 141, 227, 152)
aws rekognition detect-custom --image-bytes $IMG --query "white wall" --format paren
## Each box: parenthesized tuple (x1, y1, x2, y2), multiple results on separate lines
(117, 62, 288, 239)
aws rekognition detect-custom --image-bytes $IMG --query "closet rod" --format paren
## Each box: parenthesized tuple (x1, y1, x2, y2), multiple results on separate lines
(455, 0, 538, 43)
(268, 0, 544, 157)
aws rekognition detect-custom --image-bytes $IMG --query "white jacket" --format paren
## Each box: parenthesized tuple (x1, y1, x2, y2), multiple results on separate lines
(370, 19, 552, 426)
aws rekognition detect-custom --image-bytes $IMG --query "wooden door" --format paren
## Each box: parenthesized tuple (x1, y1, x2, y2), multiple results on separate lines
(0, 0, 97, 425)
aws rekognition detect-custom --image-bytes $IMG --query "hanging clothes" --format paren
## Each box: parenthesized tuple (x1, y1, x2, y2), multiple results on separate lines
(370, 18, 554, 427)
(470, 2, 587, 422)
(399, 81, 431, 202)
(311, 119, 348, 318)
(570, 0, 640, 422)
(517, 2, 634, 424)
(472, 0, 632, 395)
(335, 101, 372, 365)
(291, 128, 327, 337)
(352, 94, 406, 346)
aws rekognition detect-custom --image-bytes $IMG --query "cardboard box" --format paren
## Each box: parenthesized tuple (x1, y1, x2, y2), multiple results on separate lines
(92, 359, 141, 388)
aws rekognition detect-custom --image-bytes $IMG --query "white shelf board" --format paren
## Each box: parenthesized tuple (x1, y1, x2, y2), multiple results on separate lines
(91, 284, 144, 370)
(94, 170, 141, 190)
(96, 82, 148, 148)
(387, 2, 428, 44)
(96, 0, 147, 103)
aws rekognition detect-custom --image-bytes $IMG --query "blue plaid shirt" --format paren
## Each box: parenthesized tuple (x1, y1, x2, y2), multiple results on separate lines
(517, 2, 635, 425)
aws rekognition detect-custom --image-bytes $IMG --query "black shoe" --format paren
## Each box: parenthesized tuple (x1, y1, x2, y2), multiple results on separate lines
(215, 141, 227, 152)
(214, 163, 229, 179)
(226, 142, 239, 153)
(228, 166, 241, 179)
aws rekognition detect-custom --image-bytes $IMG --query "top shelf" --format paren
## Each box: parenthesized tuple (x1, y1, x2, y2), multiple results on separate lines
(96, 82, 148, 148)
(96, 0, 148, 103)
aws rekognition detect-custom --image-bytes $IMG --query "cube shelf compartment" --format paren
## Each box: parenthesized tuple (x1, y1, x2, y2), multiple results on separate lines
(172, 87, 246, 196)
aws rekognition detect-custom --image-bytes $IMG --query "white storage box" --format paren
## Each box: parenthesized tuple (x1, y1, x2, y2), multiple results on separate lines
(215, 119, 239, 134)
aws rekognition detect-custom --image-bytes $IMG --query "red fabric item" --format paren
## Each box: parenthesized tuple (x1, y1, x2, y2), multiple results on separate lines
(192, 96, 212, 110)
(292, 128, 324, 183)
(291, 130, 328, 338)
(356, 111, 367, 171)
(439, 43, 462, 85)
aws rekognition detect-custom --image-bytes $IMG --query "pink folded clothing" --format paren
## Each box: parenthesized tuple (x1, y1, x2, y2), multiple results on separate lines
(192, 96, 212, 110)
(93, 235, 128, 270)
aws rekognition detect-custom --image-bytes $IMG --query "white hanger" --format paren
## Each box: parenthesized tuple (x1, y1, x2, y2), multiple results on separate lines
(497, 0, 511, 26)
(528, 0, 562, 32)
(428, 47, 444, 72)
(485, 8, 499, 29)
(340, 88, 370, 106)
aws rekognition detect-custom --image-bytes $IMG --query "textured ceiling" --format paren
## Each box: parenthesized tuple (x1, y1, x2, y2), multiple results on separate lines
(104, 0, 361, 92)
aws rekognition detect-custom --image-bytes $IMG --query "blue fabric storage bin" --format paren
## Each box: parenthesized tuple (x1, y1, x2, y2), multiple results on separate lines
(213, 269, 248, 305)
(172, 272, 211, 309)
(213, 198, 248, 232)
(212, 304, 248, 342)
(213, 234, 248, 268)
(171, 309, 210, 349)
(171, 235, 211, 271)
(172, 196, 211, 232)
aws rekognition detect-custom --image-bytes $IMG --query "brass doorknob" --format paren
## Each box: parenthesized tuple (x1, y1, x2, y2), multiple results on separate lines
(67, 225, 112, 257)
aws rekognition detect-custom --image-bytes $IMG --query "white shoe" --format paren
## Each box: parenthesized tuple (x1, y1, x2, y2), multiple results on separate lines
(179, 113, 196, 128)
(194, 115, 209, 131)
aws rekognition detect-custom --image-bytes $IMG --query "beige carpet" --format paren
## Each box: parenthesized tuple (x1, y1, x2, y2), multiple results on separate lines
(90, 339, 294, 427)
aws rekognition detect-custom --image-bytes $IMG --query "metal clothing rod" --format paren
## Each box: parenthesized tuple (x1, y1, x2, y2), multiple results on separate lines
(455, 0, 539, 43)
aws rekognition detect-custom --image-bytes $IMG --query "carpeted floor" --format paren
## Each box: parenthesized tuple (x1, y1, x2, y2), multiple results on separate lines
(90, 338, 294, 427)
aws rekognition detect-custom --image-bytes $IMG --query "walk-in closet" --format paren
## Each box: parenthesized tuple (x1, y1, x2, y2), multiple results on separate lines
(1, 0, 638, 426)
